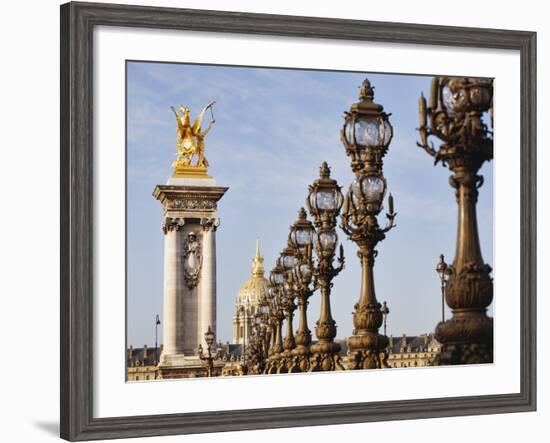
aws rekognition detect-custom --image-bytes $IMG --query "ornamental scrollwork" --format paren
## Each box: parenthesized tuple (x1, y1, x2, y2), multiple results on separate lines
(171, 199, 217, 211)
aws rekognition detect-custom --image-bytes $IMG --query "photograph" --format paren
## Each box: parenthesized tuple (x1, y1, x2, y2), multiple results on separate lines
(125, 62, 494, 380)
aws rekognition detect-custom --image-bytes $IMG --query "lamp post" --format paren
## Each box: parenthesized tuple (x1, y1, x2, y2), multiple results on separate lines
(198, 325, 218, 377)
(264, 285, 277, 373)
(254, 290, 270, 374)
(241, 306, 250, 375)
(418, 77, 494, 364)
(288, 208, 316, 373)
(306, 162, 346, 372)
(380, 301, 389, 337)
(246, 310, 267, 375)
(435, 254, 450, 323)
(154, 314, 161, 365)
(276, 245, 298, 373)
(340, 78, 396, 370)
(266, 260, 285, 373)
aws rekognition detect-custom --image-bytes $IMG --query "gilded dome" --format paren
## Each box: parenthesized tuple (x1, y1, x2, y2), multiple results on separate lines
(236, 239, 269, 308)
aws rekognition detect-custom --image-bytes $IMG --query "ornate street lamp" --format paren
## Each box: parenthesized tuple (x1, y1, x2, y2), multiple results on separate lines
(264, 286, 277, 372)
(154, 314, 161, 365)
(380, 301, 390, 337)
(265, 260, 285, 373)
(277, 244, 298, 373)
(306, 162, 346, 372)
(418, 76, 494, 364)
(288, 208, 317, 373)
(198, 325, 219, 377)
(246, 312, 267, 375)
(435, 254, 451, 323)
(246, 291, 270, 375)
(340, 78, 397, 370)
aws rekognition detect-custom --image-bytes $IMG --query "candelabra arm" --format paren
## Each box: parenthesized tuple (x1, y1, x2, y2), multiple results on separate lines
(334, 244, 345, 274)
(382, 212, 397, 233)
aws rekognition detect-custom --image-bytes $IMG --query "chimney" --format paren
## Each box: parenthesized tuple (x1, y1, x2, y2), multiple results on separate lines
(143, 344, 148, 359)
(423, 334, 428, 346)
(389, 335, 393, 347)
(128, 345, 133, 360)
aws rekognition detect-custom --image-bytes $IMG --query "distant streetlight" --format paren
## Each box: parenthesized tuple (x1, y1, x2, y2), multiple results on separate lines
(155, 314, 161, 365)
(380, 301, 390, 337)
(198, 325, 218, 377)
(435, 254, 451, 323)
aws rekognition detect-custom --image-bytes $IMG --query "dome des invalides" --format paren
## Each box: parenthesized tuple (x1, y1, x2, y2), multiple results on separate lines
(232, 238, 269, 345)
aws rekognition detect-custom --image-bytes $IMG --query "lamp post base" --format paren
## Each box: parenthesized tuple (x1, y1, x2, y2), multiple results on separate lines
(309, 342, 345, 372)
(289, 346, 312, 373)
(347, 332, 389, 370)
(434, 313, 493, 365)
(264, 352, 282, 374)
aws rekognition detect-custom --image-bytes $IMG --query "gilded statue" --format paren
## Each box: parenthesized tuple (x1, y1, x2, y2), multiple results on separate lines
(171, 101, 216, 170)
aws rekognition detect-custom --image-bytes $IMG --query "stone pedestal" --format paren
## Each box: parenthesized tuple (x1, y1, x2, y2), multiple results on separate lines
(154, 176, 228, 378)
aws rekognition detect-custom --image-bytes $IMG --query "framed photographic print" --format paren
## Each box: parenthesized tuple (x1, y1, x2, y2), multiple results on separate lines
(60, 1, 537, 441)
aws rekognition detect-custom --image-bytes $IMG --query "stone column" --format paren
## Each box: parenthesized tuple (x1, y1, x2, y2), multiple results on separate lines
(161, 218, 185, 356)
(154, 179, 227, 378)
(198, 218, 219, 349)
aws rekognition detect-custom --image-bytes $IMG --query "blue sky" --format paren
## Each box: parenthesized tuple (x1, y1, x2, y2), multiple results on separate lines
(126, 62, 493, 347)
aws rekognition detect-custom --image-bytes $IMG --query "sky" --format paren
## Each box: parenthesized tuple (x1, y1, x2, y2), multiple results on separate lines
(126, 61, 493, 347)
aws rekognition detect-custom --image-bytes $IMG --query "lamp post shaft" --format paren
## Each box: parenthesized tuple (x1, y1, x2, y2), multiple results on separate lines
(316, 280, 337, 344)
(295, 297, 311, 347)
(453, 169, 484, 270)
(358, 247, 377, 313)
(290, 294, 312, 373)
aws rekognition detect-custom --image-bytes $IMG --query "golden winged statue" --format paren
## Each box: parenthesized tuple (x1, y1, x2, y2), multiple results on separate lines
(171, 101, 216, 176)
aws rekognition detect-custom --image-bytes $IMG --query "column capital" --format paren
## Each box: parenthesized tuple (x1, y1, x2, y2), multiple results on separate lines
(161, 217, 186, 234)
(200, 217, 220, 232)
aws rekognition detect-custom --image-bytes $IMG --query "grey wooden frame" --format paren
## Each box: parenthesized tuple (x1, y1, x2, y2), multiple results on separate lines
(60, 1, 537, 441)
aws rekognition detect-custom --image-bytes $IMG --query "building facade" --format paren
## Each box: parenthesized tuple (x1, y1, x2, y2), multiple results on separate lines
(387, 333, 442, 368)
(127, 345, 161, 381)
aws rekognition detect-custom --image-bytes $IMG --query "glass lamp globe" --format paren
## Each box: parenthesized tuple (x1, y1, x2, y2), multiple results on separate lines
(314, 230, 338, 254)
(270, 268, 284, 286)
(361, 175, 386, 202)
(309, 186, 344, 213)
(349, 175, 386, 206)
(307, 162, 344, 223)
(344, 117, 393, 148)
(289, 208, 315, 250)
(299, 263, 312, 279)
(282, 252, 297, 271)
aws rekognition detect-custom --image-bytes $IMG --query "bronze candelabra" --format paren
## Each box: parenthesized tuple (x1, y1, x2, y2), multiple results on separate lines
(246, 300, 269, 375)
(306, 162, 346, 372)
(435, 254, 451, 323)
(278, 245, 298, 373)
(418, 76, 494, 364)
(265, 260, 285, 373)
(288, 208, 317, 373)
(198, 325, 219, 377)
(340, 78, 396, 370)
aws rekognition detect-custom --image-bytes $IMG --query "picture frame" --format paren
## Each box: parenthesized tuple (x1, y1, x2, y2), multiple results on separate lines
(60, 1, 537, 441)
